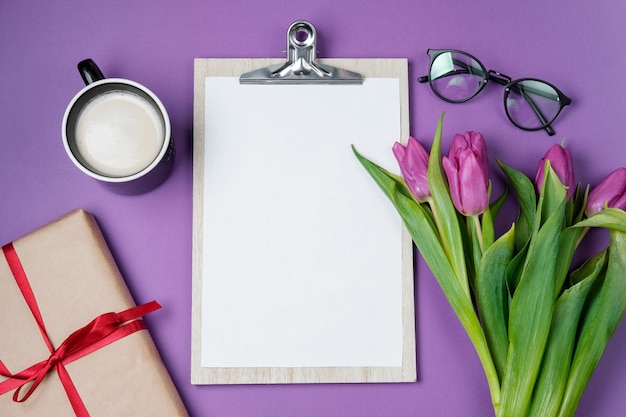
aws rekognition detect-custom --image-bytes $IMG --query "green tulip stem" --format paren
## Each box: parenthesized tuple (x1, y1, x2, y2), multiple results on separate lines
(467, 321, 502, 415)
(472, 214, 484, 253)
(425, 197, 448, 250)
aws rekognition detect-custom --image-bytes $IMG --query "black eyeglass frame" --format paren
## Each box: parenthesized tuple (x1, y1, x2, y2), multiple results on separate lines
(418, 48, 572, 136)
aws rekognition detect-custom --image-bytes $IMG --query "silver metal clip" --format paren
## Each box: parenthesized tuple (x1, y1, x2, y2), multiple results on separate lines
(239, 21, 363, 85)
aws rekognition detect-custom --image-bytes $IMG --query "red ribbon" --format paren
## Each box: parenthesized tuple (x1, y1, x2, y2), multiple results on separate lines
(0, 242, 161, 417)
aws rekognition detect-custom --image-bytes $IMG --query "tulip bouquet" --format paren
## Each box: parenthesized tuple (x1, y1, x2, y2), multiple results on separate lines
(353, 114, 626, 417)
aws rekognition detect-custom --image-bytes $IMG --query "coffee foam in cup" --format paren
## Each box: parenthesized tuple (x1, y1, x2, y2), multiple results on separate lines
(74, 90, 164, 177)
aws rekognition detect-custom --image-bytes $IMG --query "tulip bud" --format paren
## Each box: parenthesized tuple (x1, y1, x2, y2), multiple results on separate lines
(535, 143, 575, 200)
(392, 137, 431, 203)
(585, 167, 626, 216)
(442, 131, 490, 216)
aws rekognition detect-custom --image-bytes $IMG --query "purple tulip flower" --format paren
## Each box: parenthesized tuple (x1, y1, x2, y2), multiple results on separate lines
(535, 144, 575, 201)
(585, 167, 626, 216)
(442, 131, 490, 216)
(392, 137, 431, 203)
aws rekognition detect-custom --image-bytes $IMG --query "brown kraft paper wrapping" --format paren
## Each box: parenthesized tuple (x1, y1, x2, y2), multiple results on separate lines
(0, 209, 189, 417)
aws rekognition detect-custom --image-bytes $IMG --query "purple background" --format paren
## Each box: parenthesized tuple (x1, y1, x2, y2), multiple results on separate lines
(1, 1, 625, 416)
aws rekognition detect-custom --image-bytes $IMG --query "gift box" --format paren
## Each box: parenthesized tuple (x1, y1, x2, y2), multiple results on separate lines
(0, 209, 189, 417)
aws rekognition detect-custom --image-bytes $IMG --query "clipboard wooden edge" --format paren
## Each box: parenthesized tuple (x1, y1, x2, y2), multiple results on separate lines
(191, 58, 416, 384)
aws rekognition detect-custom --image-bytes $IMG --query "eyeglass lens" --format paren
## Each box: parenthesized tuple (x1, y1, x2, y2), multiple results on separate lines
(505, 80, 562, 130)
(429, 51, 486, 102)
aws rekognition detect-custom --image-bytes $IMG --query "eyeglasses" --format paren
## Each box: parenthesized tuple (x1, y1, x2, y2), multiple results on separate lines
(418, 49, 572, 136)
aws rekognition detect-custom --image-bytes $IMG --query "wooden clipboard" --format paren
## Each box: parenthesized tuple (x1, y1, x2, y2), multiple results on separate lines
(191, 21, 415, 385)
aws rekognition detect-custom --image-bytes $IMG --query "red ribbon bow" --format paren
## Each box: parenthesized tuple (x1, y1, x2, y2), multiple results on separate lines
(0, 242, 161, 417)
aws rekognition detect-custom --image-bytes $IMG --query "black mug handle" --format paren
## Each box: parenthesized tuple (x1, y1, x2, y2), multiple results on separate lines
(78, 58, 105, 85)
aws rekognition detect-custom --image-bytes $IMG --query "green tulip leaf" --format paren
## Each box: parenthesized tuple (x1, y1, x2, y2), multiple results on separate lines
(475, 224, 515, 380)
(427, 113, 470, 296)
(391, 186, 501, 408)
(558, 230, 626, 417)
(573, 207, 626, 232)
(497, 160, 536, 250)
(498, 168, 566, 417)
(351, 144, 416, 206)
(527, 250, 606, 417)
(555, 226, 585, 294)
(539, 162, 568, 229)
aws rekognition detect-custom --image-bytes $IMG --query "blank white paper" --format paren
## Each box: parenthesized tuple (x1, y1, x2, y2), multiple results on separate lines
(201, 77, 403, 368)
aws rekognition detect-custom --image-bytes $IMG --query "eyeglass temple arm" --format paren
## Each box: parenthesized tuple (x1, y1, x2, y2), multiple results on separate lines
(515, 88, 555, 136)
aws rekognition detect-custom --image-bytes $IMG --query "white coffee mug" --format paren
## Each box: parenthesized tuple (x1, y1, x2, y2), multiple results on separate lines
(62, 59, 174, 194)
